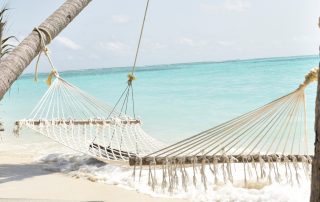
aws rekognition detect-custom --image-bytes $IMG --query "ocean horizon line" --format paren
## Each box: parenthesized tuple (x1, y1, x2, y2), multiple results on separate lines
(21, 54, 317, 78)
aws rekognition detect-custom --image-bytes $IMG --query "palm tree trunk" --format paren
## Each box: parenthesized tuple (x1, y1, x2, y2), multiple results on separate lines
(312, 72, 320, 202)
(310, 17, 320, 202)
(0, 0, 91, 100)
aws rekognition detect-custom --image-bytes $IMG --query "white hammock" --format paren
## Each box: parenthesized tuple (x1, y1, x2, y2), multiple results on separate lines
(129, 68, 318, 191)
(14, 76, 166, 162)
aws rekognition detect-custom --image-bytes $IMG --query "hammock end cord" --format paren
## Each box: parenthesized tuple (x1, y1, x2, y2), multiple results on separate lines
(33, 27, 59, 86)
(297, 67, 319, 91)
(46, 68, 59, 86)
(127, 73, 136, 85)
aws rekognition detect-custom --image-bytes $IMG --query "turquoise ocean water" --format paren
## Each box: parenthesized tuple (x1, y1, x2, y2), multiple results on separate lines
(1, 55, 318, 150)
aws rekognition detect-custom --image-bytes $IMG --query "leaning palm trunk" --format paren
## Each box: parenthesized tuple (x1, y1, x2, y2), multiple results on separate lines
(311, 71, 320, 202)
(310, 17, 320, 202)
(0, 0, 91, 100)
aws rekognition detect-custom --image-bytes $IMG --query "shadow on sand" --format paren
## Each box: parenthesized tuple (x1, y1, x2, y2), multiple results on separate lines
(0, 161, 56, 184)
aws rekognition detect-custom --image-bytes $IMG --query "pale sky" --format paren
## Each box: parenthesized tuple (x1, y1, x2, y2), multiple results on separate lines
(4, 0, 320, 72)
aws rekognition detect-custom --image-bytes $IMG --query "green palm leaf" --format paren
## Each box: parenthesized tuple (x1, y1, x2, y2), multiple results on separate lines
(0, 7, 16, 59)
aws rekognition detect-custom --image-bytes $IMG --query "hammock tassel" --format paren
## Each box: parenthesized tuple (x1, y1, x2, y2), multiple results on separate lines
(284, 156, 290, 182)
(246, 156, 253, 180)
(192, 157, 198, 187)
(221, 155, 228, 184)
(267, 156, 273, 184)
(175, 161, 180, 189)
(200, 156, 208, 190)
(252, 157, 259, 182)
(132, 157, 138, 181)
(168, 161, 174, 192)
(274, 155, 281, 183)
(161, 162, 166, 190)
(139, 158, 143, 182)
(291, 155, 300, 185)
(227, 156, 235, 183)
(288, 161, 293, 185)
(243, 156, 248, 186)
(180, 159, 188, 191)
(152, 158, 157, 188)
(300, 155, 309, 179)
(259, 156, 266, 179)
(211, 156, 219, 184)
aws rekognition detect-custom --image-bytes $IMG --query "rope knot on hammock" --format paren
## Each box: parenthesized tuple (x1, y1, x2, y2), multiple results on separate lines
(46, 68, 59, 86)
(298, 67, 319, 90)
(127, 73, 136, 85)
(33, 27, 59, 85)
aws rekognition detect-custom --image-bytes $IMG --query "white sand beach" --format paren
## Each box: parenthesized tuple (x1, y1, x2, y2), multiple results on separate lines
(0, 134, 187, 202)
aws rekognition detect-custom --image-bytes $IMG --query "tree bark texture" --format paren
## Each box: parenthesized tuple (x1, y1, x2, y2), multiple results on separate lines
(311, 69, 320, 202)
(310, 17, 320, 202)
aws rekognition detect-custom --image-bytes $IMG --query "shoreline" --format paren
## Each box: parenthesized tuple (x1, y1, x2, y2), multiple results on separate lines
(0, 137, 187, 202)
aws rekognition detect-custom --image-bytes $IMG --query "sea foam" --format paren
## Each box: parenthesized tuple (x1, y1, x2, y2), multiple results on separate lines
(37, 152, 310, 202)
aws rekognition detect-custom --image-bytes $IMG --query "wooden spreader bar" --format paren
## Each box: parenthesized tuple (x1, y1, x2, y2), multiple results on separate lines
(15, 119, 141, 126)
(129, 154, 313, 166)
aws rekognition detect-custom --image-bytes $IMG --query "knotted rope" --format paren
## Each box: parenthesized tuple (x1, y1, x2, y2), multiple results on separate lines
(33, 27, 59, 85)
(298, 67, 319, 90)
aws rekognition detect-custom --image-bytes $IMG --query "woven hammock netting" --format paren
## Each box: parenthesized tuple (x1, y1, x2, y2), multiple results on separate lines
(133, 84, 311, 165)
(134, 68, 318, 165)
(127, 68, 318, 191)
(14, 76, 166, 162)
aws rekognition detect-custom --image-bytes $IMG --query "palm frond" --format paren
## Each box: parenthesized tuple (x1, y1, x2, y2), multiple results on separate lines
(2, 36, 16, 44)
(2, 43, 14, 49)
(0, 6, 16, 59)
